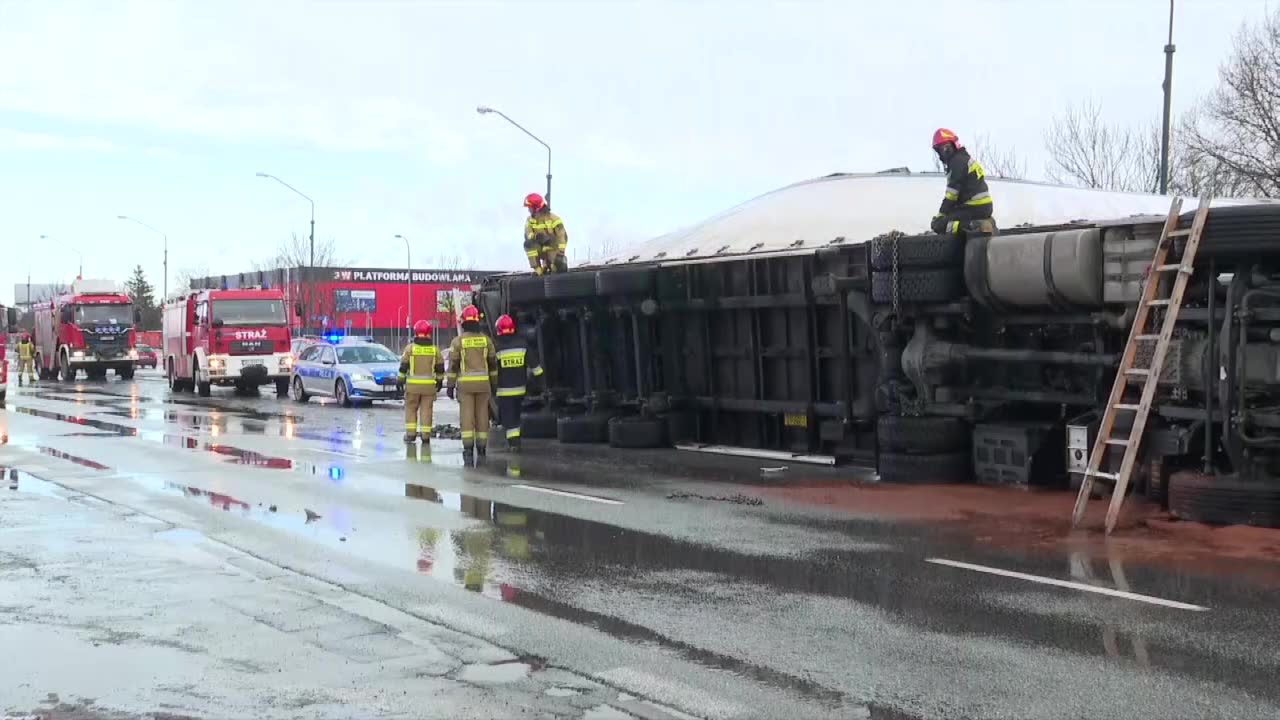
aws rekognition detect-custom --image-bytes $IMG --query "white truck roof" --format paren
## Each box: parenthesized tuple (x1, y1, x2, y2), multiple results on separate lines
(594, 172, 1267, 266)
(71, 278, 123, 295)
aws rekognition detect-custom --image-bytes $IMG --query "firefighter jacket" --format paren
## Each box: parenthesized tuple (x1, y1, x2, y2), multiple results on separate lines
(17, 340, 34, 361)
(447, 330, 497, 391)
(400, 338, 444, 389)
(936, 148, 994, 219)
(525, 210, 568, 253)
(494, 334, 544, 398)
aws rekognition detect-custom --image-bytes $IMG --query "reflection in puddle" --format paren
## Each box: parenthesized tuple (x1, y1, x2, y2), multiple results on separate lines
(0, 468, 65, 497)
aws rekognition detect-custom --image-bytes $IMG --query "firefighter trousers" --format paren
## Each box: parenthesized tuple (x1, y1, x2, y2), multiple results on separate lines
(19, 359, 35, 381)
(404, 387, 437, 437)
(459, 388, 492, 449)
(497, 395, 524, 447)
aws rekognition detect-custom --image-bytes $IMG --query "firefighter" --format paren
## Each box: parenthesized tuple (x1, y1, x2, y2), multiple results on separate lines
(930, 128, 997, 236)
(399, 320, 444, 444)
(492, 314, 544, 452)
(16, 333, 36, 386)
(447, 305, 497, 462)
(523, 193, 569, 274)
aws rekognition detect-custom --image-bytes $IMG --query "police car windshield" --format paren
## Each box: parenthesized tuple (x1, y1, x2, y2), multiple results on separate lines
(337, 345, 397, 364)
(212, 300, 286, 326)
(76, 304, 132, 325)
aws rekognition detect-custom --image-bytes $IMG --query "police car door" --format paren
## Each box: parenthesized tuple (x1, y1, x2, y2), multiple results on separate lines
(314, 345, 338, 395)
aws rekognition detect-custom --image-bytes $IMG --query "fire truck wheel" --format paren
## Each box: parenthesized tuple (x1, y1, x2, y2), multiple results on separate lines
(556, 413, 611, 443)
(870, 268, 964, 305)
(596, 268, 656, 297)
(193, 365, 211, 397)
(520, 409, 558, 439)
(544, 272, 599, 301)
(508, 275, 547, 304)
(877, 415, 969, 454)
(869, 233, 964, 271)
(60, 354, 75, 382)
(291, 376, 310, 402)
(0, 389, 6, 404)
(118, 365, 134, 381)
(878, 450, 971, 484)
(275, 378, 290, 397)
(1168, 470, 1280, 528)
(608, 415, 667, 449)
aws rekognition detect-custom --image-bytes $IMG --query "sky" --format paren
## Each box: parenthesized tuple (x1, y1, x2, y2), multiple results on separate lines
(0, 0, 1273, 305)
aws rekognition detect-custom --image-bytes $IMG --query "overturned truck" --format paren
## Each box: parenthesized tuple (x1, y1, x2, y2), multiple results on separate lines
(477, 173, 1280, 528)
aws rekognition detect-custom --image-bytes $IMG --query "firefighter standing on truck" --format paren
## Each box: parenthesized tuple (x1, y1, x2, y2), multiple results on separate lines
(493, 314, 544, 452)
(400, 320, 445, 444)
(16, 334, 36, 386)
(523, 193, 569, 274)
(930, 128, 997, 236)
(447, 305, 497, 462)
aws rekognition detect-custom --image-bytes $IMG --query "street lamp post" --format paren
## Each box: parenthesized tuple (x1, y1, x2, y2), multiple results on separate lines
(394, 234, 413, 330)
(117, 216, 168, 299)
(476, 105, 552, 206)
(255, 172, 316, 268)
(1157, 0, 1176, 195)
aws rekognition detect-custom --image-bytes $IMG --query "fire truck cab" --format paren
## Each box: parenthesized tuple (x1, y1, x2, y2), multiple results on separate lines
(33, 279, 140, 382)
(163, 288, 293, 397)
(0, 305, 18, 403)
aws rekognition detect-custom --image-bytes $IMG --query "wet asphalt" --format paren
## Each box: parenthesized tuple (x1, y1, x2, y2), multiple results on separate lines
(2, 371, 1280, 720)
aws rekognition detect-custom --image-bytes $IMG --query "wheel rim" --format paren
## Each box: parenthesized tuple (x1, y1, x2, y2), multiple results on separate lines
(337, 382, 347, 405)
(293, 377, 304, 400)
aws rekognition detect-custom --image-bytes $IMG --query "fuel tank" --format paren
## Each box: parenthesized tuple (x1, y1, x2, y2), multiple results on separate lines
(965, 228, 1104, 309)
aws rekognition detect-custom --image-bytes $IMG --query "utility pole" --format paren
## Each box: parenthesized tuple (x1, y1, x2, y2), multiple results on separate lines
(476, 105, 553, 207)
(1158, 0, 1176, 195)
(117, 216, 168, 299)
(395, 235, 413, 330)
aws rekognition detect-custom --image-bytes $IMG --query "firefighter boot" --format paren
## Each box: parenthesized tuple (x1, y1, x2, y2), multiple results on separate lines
(462, 446, 475, 464)
(419, 433, 431, 446)
(507, 436, 521, 453)
(477, 443, 487, 459)
(404, 431, 417, 443)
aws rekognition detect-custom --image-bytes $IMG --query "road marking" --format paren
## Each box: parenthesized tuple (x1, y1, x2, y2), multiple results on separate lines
(925, 558, 1209, 611)
(306, 448, 361, 459)
(511, 484, 623, 505)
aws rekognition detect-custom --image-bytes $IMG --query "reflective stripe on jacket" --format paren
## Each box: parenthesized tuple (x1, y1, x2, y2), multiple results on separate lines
(525, 210, 568, 252)
(937, 148, 994, 218)
(494, 335, 544, 397)
(17, 341, 34, 360)
(447, 331, 498, 389)
(400, 341, 444, 387)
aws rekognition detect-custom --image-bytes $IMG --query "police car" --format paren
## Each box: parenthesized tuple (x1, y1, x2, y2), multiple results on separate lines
(289, 337, 404, 406)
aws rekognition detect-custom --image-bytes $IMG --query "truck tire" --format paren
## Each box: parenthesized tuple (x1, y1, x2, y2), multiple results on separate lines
(557, 413, 611, 443)
(275, 378, 290, 397)
(335, 379, 353, 408)
(1168, 470, 1280, 528)
(870, 268, 964, 305)
(869, 233, 964, 271)
(596, 268, 656, 296)
(61, 354, 75, 382)
(608, 416, 667, 449)
(545, 272, 598, 300)
(193, 362, 211, 397)
(0, 389, 6, 405)
(508, 275, 547, 304)
(291, 376, 310, 403)
(877, 415, 969, 454)
(520, 409, 558, 439)
(878, 450, 971, 484)
(118, 365, 135, 381)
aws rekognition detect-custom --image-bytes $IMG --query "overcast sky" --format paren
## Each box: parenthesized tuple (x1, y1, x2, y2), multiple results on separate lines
(0, 0, 1272, 304)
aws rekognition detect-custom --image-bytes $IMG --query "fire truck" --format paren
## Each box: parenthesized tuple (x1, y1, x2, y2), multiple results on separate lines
(0, 304, 17, 403)
(163, 288, 294, 397)
(33, 279, 140, 381)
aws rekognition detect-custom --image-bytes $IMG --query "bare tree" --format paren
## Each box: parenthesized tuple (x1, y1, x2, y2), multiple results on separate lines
(261, 233, 344, 333)
(969, 132, 1028, 180)
(172, 264, 210, 296)
(1043, 100, 1158, 192)
(1181, 8, 1280, 197)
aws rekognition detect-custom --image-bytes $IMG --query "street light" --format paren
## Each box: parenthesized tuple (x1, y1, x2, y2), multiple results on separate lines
(255, 172, 316, 268)
(476, 105, 552, 206)
(1157, 0, 1176, 195)
(44, 235, 82, 277)
(394, 234, 413, 329)
(117, 215, 168, 299)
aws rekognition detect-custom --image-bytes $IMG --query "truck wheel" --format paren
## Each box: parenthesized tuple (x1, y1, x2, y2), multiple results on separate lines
(291, 376, 310, 403)
(608, 415, 667, 449)
(336, 379, 353, 408)
(545, 272, 599, 300)
(596, 268, 656, 296)
(870, 268, 964, 305)
(118, 365, 135, 381)
(192, 363, 211, 397)
(520, 409, 557, 439)
(60, 354, 75, 382)
(0, 389, 6, 405)
(877, 415, 969, 454)
(1168, 470, 1280, 528)
(556, 413, 611, 443)
(869, 233, 964, 271)
(275, 378, 290, 397)
(878, 450, 971, 484)
(508, 275, 547, 304)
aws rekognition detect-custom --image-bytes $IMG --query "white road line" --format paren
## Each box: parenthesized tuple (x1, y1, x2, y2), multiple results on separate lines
(511, 484, 623, 506)
(305, 448, 361, 459)
(926, 558, 1209, 611)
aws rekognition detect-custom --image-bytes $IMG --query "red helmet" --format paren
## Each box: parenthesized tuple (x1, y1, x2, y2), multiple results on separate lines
(932, 128, 962, 150)
(524, 193, 546, 211)
(495, 314, 517, 336)
(460, 305, 482, 324)
(413, 320, 432, 338)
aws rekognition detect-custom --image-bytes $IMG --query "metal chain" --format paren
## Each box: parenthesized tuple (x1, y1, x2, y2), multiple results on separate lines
(891, 235, 901, 318)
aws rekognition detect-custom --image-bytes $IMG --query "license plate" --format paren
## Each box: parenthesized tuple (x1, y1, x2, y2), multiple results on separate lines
(244, 362, 265, 370)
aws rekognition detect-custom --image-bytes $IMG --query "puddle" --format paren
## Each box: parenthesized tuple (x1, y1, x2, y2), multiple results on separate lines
(0, 468, 65, 498)
(457, 662, 530, 684)
(37, 446, 111, 471)
(154, 527, 209, 545)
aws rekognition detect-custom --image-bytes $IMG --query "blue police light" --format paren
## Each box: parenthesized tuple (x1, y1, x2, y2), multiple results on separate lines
(328, 465, 344, 481)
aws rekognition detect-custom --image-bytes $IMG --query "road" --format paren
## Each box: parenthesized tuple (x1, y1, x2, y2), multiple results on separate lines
(2, 370, 1279, 719)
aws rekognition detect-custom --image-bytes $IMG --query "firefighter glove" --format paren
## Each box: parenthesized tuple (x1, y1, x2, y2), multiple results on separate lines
(399, 360, 409, 373)
(930, 214, 947, 234)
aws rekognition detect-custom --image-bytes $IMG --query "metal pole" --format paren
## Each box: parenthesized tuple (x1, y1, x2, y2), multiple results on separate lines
(396, 235, 412, 329)
(117, 216, 168, 298)
(1158, 0, 1176, 195)
(476, 106, 552, 207)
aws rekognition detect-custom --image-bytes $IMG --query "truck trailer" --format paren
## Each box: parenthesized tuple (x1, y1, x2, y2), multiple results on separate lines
(32, 278, 139, 381)
(478, 172, 1280, 529)
(163, 288, 294, 397)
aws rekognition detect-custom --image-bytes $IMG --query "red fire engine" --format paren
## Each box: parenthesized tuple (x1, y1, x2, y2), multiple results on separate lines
(0, 304, 17, 403)
(33, 279, 140, 381)
(163, 288, 294, 397)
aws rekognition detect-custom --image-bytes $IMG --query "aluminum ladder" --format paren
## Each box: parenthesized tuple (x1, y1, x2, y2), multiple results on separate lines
(1071, 196, 1212, 534)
